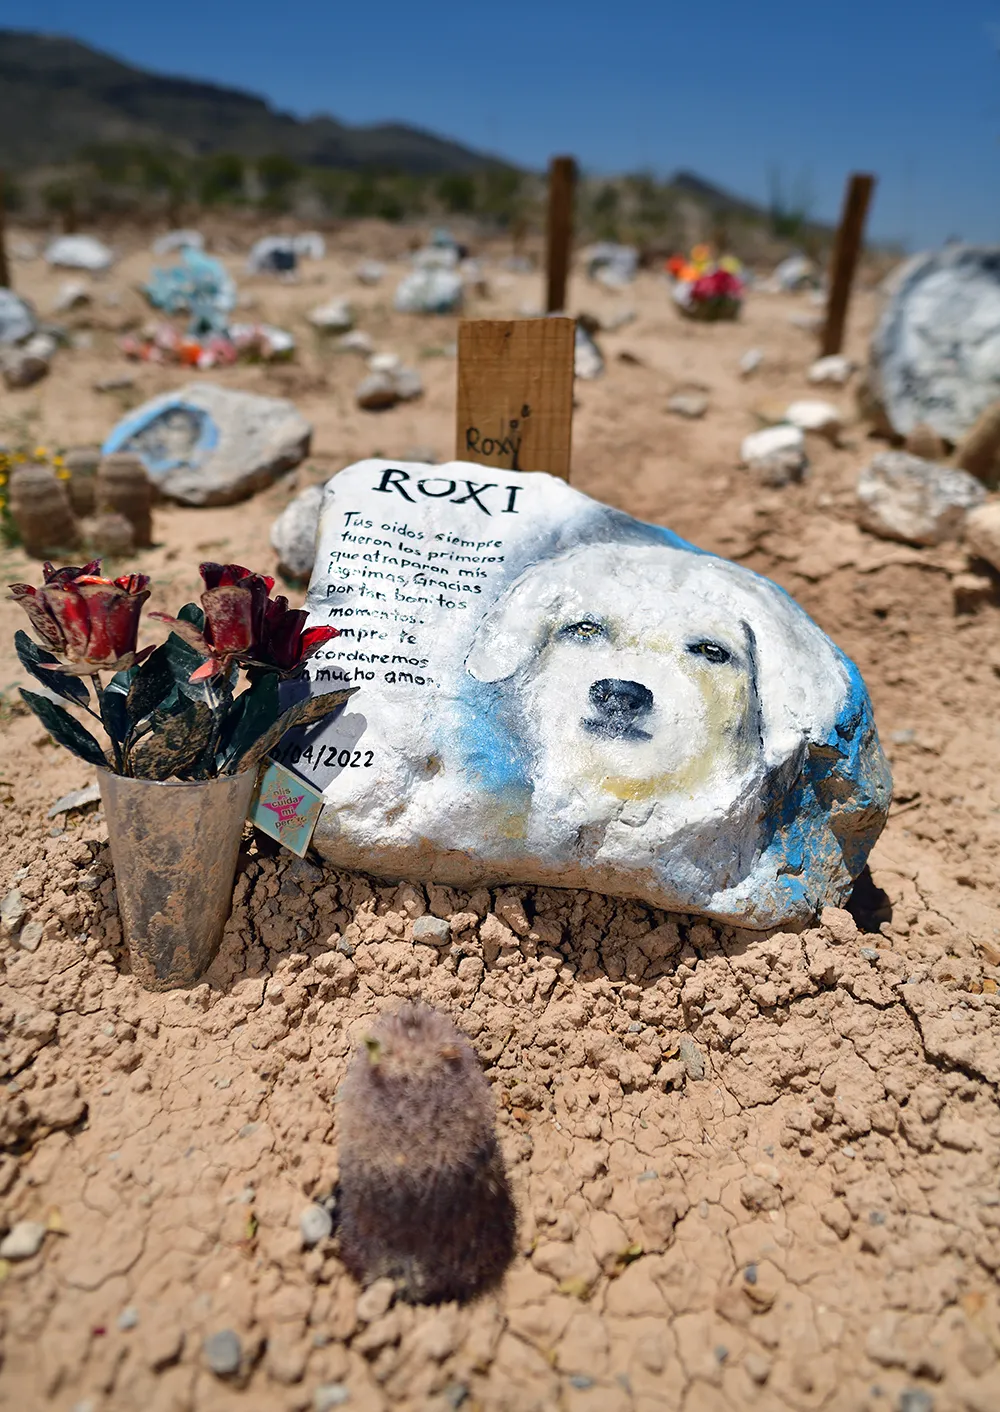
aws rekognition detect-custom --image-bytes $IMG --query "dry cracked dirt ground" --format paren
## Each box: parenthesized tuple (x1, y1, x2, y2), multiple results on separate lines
(1, 222, 999, 1412)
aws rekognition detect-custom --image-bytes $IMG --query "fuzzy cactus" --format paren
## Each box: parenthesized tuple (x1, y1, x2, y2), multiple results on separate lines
(336, 1003, 516, 1304)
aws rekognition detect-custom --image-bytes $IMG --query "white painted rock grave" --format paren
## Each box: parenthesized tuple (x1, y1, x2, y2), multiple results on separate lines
(278, 460, 892, 928)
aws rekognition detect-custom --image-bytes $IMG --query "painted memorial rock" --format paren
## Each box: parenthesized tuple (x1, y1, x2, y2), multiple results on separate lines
(280, 460, 891, 927)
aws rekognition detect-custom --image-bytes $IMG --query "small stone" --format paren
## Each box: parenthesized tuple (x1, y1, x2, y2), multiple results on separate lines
(356, 371, 398, 410)
(94, 374, 135, 394)
(412, 915, 451, 947)
(964, 502, 1000, 572)
(898, 1391, 934, 1412)
(357, 260, 386, 286)
(741, 425, 808, 485)
(857, 451, 986, 547)
(53, 280, 91, 314)
(0, 1220, 47, 1260)
(745, 1352, 772, 1384)
(203, 1328, 242, 1377)
(808, 355, 854, 386)
(860, 947, 880, 962)
(1, 889, 25, 936)
(739, 348, 763, 377)
(442, 1384, 469, 1410)
(667, 392, 709, 419)
(314, 1385, 350, 1411)
(952, 570, 996, 613)
(47, 782, 102, 819)
(308, 299, 354, 334)
(17, 922, 43, 953)
(784, 400, 843, 442)
(677, 1037, 706, 1081)
(569, 1374, 594, 1389)
(356, 1277, 395, 1323)
(271, 484, 324, 583)
(574, 322, 604, 380)
(117, 1305, 139, 1331)
(299, 1203, 333, 1248)
(336, 330, 374, 355)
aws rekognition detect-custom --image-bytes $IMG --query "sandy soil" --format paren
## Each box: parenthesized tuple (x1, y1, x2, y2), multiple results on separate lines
(1, 226, 999, 1412)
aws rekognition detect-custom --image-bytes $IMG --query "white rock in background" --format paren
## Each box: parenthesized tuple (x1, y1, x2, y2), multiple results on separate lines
(808, 354, 854, 386)
(962, 502, 1000, 572)
(288, 459, 890, 929)
(272, 484, 325, 580)
(857, 451, 987, 546)
(52, 280, 91, 314)
(45, 235, 114, 272)
(584, 243, 639, 287)
(667, 391, 709, 419)
(368, 352, 402, 374)
(356, 365, 423, 410)
(784, 400, 843, 443)
(356, 260, 386, 285)
(336, 330, 374, 355)
(307, 298, 354, 333)
(102, 382, 312, 506)
(394, 268, 464, 315)
(868, 246, 1000, 442)
(0, 288, 36, 345)
(788, 312, 823, 333)
(574, 322, 604, 380)
(247, 234, 325, 274)
(152, 229, 205, 255)
(741, 424, 808, 484)
(1, 332, 56, 389)
(739, 348, 763, 377)
(771, 253, 818, 291)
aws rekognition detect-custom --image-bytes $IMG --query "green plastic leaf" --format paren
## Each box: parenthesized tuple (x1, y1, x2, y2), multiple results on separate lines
(20, 689, 108, 769)
(229, 687, 357, 773)
(177, 601, 206, 633)
(128, 699, 216, 781)
(14, 630, 91, 708)
(216, 673, 280, 772)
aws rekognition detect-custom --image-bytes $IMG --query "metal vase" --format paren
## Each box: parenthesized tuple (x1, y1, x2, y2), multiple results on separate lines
(97, 766, 259, 991)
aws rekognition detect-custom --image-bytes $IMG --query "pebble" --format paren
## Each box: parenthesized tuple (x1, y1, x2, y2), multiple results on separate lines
(740, 425, 808, 485)
(356, 1277, 395, 1323)
(964, 502, 1000, 573)
(667, 391, 709, 419)
(307, 298, 354, 333)
(442, 1384, 469, 1409)
(336, 330, 374, 355)
(299, 1203, 333, 1248)
(117, 1305, 139, 1330)
(356, 259, 386, 285)
(0, 1220, 47, 1260)
(784, 399, 843, 442)
(17, 922, 43, 952)
(47, 782, 102, 818)
(314, 1385, 351, 1410)
(739, 348, 763, 377)
(412, 915, 451, 946)
(677, 1036, 706, 1081)
(569, 1375, 594, 1389)
(1, 889, 25, 936)
(808, 354, 854, 386)
(860, 947, 880, 962)
(203, 1328, 242, 1376)
(898, 1392, 934, 1412)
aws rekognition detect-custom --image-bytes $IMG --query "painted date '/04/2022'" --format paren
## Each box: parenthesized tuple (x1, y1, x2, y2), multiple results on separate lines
(272, 744, 375, 770)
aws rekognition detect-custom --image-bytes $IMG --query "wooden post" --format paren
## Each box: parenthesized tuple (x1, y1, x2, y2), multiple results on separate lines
(0, 172, 10, 290)
(820, 172, 876, 357)
(545, 156, 576, 313)
(456, 318, 575, 480)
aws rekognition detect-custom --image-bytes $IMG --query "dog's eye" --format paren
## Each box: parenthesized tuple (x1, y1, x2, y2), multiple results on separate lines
(688, 640, 732, 665)
(560, 621, 605, 641)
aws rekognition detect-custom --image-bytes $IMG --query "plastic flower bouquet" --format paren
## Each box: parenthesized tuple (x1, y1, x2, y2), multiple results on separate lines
(668, 246, 746, 322)
(10, 559, 351, 780)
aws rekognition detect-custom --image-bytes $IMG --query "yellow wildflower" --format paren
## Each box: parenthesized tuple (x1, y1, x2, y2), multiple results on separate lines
(33, 446, 48, 459)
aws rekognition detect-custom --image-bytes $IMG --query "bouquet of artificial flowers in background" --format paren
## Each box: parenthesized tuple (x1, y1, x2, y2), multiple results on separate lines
(667, 244, 746, 322)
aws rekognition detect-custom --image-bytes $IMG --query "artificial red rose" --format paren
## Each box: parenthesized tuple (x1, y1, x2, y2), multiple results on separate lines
(256, 594, 339, 674)
(153, 563, 336, 681)
(9, 561, 152, 674)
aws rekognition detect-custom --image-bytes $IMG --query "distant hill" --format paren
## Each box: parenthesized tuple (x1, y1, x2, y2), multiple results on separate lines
(0, 29, 505, 175)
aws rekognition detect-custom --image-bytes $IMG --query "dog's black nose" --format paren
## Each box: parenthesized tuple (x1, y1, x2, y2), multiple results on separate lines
(589, 679, 654, 716)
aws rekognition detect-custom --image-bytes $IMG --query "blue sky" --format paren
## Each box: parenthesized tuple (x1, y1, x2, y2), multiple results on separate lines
(6, 1, 1000, 247)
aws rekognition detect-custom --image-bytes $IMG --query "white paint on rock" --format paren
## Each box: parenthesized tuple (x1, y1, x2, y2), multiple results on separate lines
(869, 246, 1000, 442)
(283, 460, 891, 928)
(857, 451, 987, 547)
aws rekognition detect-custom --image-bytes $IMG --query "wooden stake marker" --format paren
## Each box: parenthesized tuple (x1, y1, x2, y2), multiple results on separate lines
(821, 172, 876, 358)
(456, 318, 575, 481)
(545, 155, 576, 314)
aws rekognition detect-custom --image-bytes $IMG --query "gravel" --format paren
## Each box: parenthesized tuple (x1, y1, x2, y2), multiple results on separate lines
(299, 1203, 333, 1248)
(203, 1328, 242, 1376)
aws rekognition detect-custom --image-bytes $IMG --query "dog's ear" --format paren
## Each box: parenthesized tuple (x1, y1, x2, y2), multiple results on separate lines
(465, 572, 567, 683)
